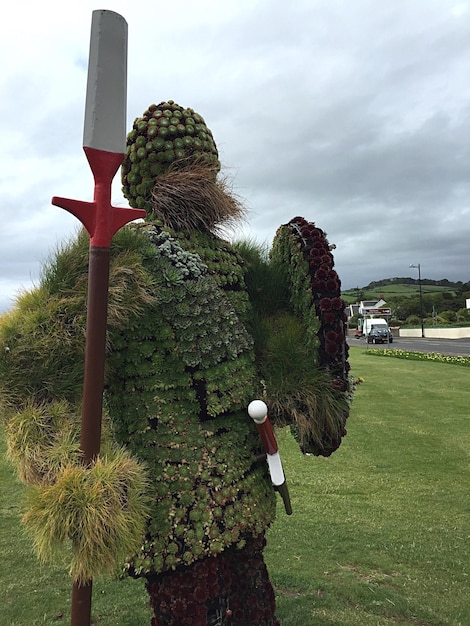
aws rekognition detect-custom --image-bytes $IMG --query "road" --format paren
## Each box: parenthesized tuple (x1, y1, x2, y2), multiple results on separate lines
(348, 336, 470, 357)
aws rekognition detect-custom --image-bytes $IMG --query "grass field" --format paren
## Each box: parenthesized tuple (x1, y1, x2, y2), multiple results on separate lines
(341, 283, 456, 304)
(1, 346, 468, 625)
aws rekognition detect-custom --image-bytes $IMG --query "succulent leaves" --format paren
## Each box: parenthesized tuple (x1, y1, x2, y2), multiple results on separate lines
(106, 226, 275, 576)
(1, 220, 275, 580)
(236, 220, 351, 457)
(121, 101, 221, 214)
(269, 217, 351, 455)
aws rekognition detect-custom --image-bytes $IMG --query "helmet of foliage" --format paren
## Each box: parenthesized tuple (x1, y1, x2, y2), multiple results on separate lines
(121, 101, 220, 214)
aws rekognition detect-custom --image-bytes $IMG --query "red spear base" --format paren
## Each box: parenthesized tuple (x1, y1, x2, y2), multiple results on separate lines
(71, 581, 92, 626)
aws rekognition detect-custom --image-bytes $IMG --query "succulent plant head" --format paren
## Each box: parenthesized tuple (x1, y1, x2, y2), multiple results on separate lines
(121, 100, 221, 215)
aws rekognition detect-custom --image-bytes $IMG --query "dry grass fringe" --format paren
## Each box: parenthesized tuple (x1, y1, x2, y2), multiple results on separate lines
(5, 399, 150, 584)
(0, 228, 157, 412)
(150, 158, 246, 233)
(42, 228, 157, 331)
(23, 449, 150, 585)
(5, 400, 122, 486)
(257, 313, 347, 450)
(0, 225, 155, 584)
(107, 248, 158, 328)
(5, 401, 81, 485)
(267, 383, 346, 450)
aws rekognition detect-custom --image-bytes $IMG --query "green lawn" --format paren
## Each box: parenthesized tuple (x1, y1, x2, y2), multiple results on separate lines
(1, 346, 469, 625)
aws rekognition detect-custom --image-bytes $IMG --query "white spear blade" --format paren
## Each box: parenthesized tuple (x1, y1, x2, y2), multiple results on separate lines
(83, 10, 127, 154)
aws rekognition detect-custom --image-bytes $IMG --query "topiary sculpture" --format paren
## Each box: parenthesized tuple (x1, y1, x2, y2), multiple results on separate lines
(0, 101, 351, 626)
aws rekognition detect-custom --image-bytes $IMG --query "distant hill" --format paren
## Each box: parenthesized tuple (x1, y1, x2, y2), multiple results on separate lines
(341, 277, 470, 305)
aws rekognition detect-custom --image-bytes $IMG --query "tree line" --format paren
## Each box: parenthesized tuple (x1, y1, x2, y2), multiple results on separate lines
(366, 277, 470, 290)
(346, 279, 470, 326)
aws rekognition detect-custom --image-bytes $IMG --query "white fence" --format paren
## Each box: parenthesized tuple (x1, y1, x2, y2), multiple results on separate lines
(397, 327, 470, 339)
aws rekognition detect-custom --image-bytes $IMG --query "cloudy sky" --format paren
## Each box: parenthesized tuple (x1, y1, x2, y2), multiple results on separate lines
(1, 0, 470, 312)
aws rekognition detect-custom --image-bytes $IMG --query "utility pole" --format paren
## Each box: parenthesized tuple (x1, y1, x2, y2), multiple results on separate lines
(409, 263, 425, 338)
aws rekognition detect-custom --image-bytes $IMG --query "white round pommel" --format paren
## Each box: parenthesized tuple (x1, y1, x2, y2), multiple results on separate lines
(248, 400, 268, 424)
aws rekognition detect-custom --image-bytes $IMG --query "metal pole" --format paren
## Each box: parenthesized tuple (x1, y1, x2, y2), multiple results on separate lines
(51, 12, 145, 625)
(78, 246, 110, 461)
(71, 581, 93, 626)
(418, 264, 425, 338)
(410, 263, 425, 338)
(53, 149, 144, 626)
(69, 247, 109, 625)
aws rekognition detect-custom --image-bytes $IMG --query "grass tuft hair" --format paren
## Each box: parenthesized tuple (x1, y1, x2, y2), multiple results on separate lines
(149, 158, 246, 233)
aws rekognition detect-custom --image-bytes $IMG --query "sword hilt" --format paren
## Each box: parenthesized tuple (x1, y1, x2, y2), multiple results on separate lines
(248, 400, 292, 515)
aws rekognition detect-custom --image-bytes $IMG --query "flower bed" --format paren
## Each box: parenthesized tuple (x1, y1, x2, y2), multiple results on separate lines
(364, 348, 470, 367)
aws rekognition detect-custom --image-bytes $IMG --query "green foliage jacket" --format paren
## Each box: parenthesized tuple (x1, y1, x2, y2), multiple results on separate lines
(0, 223, 275, 577)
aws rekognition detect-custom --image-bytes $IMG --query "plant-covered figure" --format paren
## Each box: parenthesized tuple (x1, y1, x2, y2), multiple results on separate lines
(0, 101, 351, 626)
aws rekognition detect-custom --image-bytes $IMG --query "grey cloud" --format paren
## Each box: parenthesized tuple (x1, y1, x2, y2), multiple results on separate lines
(1, 0, 469, 310)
